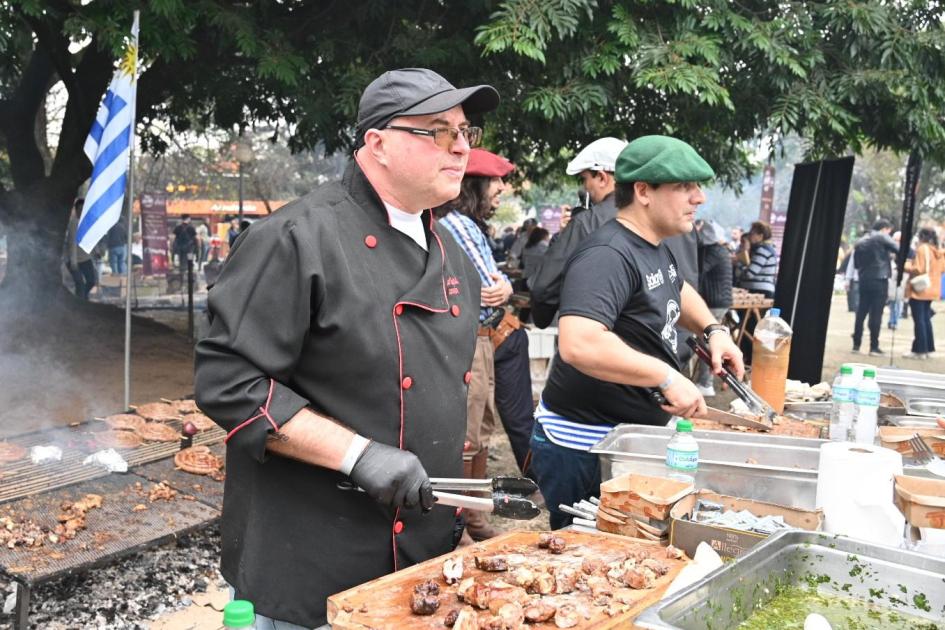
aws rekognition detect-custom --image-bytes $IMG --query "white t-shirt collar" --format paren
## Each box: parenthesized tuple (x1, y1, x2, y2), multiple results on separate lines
(384, 202, 428, 251)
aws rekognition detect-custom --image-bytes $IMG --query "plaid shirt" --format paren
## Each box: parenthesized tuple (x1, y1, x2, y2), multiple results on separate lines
(438, 211, 508, 323)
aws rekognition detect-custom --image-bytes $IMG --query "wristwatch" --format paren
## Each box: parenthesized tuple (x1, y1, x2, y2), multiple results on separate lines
(703, 323, 730, 343)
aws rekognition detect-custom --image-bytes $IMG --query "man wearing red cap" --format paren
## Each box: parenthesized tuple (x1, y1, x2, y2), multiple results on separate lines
(435, 148, 535, 540)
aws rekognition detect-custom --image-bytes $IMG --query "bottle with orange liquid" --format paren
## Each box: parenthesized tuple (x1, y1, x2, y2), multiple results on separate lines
(750, 307, 793, 413)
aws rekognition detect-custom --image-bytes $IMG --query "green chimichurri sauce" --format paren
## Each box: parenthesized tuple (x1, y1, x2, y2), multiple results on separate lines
(736, 587, 940, 630)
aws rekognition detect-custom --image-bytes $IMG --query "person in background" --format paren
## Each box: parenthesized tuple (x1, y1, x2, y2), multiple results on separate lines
(522, 227, 550, 286)
(694, 221, 733, 396)
(839, 245, 859, 313)
(171, 214, 198, 270)
(226, 217, 241, 247)
(64, 198, 98, 299)
(903, 227, 944, 359)
(105, 217, 128, 275)
(730, 226, 744, 248)
(194, 220, 210, 271)
(735, 221, 777, 362)
(531, 136, 744, 529)
(506, 218, 537, 270)
(852, 218, 898, 356)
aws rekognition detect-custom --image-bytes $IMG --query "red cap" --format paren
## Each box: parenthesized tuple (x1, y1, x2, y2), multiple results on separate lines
(465, 149, 515, 178)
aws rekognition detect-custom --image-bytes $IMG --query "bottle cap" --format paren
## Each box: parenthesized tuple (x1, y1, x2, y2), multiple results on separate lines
(840, 365, 853, 375)
(223, 600, 255, 628)
(769, 307, 780, 317)
(863, 368, 876, 378)
(676, 420, 693, 432)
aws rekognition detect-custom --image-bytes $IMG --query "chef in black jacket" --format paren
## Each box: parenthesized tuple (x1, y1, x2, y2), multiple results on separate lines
(195, 68, 499, 628)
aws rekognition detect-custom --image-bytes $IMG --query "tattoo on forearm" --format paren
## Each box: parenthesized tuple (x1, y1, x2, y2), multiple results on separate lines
(267, 431, 289, 442)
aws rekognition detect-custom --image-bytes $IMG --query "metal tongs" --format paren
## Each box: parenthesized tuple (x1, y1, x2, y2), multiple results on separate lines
(686, 337, 776, 427)
(337, 476, 541, 520)
(430, 476, 540, 520)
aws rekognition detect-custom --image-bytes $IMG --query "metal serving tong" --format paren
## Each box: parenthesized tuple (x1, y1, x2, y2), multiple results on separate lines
(336, 476, 541, 520)
(686, 337, 776, 426)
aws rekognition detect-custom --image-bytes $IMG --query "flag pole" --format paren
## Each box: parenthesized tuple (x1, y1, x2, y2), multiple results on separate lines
(124, 10, 140, 411)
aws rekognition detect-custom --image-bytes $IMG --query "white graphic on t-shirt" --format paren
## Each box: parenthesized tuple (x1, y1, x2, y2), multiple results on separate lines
(668, 264, 677, 283)
(662, 299, 681, 352)
(645, 269, 664, 290)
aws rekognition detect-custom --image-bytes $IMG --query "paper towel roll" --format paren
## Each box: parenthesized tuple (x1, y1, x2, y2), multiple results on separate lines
(816, 441, 904, 546)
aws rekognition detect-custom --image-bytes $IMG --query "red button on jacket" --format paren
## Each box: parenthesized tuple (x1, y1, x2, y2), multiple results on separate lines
(364, 235, 377, 248)
(393, 520, 404, 534)
(402, 376, 413, 390)
(394, 304, 404, 316)
(450, 305, 461, 317)
(463, 371, 472, 384)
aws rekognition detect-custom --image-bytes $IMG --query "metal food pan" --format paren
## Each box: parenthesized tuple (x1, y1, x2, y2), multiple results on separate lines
(636, 530, 945, 629)
(885, 415, 944, 429)
(591, 425, 822, 509)
(875, 367, 945, 406)
(907, 397, 945, 418)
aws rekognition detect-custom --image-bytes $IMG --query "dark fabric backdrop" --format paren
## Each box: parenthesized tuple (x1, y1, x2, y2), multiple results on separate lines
(774, 157, 855, 384)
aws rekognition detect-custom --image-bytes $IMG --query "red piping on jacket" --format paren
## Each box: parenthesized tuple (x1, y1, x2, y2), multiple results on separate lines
(390, 228, 451, 571)
(224, 378, 280, 443)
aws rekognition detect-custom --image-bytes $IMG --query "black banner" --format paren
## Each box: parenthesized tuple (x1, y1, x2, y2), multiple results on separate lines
(896, 151, 922, 286)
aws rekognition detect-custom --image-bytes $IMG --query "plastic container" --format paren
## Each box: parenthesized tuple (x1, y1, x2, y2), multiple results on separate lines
(223, 600, 256, 629)
(828, 365, 857, 441)
(665, 420, 699, 484)
(854, 368, 881, 445)
(750, 307, 793, 413)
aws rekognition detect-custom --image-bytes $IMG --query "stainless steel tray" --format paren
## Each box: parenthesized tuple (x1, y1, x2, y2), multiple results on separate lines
(885, 415, 943, 429)
(591, 424, 823, 508)
(636, 530, 945, 629)
(875, 367, 945, 406)
(784, 400, 902, 419)
(907, 397, 945, 417)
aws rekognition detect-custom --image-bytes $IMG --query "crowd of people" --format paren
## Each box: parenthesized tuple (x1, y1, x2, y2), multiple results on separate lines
(840, 219, 945, 359)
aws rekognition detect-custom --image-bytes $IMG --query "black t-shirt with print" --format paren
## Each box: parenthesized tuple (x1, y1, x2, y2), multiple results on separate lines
(542, 219, 683, 427)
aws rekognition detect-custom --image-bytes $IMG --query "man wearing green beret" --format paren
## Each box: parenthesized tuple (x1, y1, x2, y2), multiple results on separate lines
(530, 135, 745, 529)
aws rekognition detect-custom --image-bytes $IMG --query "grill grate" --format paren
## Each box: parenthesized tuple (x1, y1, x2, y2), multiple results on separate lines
(0, 419, 225, 504)
(133, 442, 226, 510)
(0, 472, 219, 585)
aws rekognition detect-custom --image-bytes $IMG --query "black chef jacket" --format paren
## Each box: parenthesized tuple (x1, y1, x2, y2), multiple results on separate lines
(194, 161, 480, 627)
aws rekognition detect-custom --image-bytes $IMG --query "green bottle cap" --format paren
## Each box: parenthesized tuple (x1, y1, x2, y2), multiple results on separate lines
(676, 420, 693, 432)
(840, 365, 853, 375)
(223, 600, 255, 628)
(863, 368, 876, 378)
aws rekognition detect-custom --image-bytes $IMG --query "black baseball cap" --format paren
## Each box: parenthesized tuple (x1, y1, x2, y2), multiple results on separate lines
(356, 68, 499, 146)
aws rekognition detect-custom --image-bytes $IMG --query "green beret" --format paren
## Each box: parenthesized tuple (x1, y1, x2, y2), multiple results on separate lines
(614, 135, 715, 184)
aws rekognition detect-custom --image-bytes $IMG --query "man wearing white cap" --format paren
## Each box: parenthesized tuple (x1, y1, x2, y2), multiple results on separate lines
(529, 137, 628, 328)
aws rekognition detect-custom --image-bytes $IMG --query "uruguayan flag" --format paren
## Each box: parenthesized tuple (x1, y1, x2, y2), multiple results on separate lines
(78, 18, 138, 253)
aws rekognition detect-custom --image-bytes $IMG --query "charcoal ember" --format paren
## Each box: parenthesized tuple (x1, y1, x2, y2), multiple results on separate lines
(553, 603, 580, 628)
(537, 532, 554, 548)
(547, 536, 566, 554)
(475, 555, 508, 572)
(524, 599, 556, 623)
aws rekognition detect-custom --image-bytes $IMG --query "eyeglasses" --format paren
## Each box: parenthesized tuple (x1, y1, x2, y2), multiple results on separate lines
(384, 125, 483, 149)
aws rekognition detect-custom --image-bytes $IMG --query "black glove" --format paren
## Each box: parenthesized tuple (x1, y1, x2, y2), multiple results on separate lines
(348, 441, 434, 511)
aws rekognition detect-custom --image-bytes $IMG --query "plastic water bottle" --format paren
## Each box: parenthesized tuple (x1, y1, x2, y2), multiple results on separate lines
(751, 307, 793, 413)
(853, 368, 881, 445)
(828, 365, 856, 441)
(665, 420, 698, 484)
(223, 600, 256, 629)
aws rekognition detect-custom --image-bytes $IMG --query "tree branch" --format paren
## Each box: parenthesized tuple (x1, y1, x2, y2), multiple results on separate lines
(0, 48, 56, 189)
(20, 10, 81, 110)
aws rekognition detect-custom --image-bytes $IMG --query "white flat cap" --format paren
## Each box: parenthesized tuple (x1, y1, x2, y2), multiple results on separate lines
(565, 137, 629, 175)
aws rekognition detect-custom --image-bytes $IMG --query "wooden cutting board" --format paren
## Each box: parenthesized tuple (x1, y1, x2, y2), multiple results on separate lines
(326, 529, 688, 629)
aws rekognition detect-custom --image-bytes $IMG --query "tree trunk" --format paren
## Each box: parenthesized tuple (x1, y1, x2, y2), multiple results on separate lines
(0, 186, 74, 308)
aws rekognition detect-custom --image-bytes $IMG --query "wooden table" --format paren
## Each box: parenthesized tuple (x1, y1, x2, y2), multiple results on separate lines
(725, 296, 774, 347)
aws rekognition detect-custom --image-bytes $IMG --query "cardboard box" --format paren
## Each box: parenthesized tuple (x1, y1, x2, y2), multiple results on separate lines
(879, 427, 945, 457)
(600, 473, 693, 521)
(669, 490, 824, 560)
(895, 475, 945, 529)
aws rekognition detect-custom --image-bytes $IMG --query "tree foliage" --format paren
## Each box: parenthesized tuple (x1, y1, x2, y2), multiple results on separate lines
(3, 0, 945, 299)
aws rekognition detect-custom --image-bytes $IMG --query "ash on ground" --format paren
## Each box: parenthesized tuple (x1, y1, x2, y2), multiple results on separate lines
(0, 525, 222, 629)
